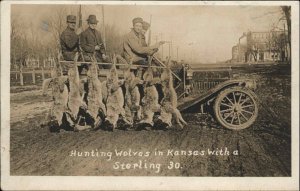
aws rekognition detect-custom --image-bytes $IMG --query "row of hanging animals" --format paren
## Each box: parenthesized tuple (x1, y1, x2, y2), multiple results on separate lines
(42, 54, 187, 132)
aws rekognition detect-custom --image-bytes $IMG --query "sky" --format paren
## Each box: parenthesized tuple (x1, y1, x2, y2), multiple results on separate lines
(11, 4, 285, 63)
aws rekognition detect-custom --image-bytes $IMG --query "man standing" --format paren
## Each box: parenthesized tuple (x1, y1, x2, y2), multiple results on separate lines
(123, 17, 161, 65)
(60, 15, 79, 61)
(80, 15, 108, 67)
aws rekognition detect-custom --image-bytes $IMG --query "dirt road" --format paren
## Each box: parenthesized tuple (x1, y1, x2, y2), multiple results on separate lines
(10, 67, 291, 176)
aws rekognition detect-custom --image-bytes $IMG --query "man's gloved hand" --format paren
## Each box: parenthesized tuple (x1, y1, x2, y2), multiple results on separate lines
(158, 41, 167, 45)
(151, 41, 166, 49)
(152, 43, 160, 49)
(76, 28, 83, 35)
(102, 54, 107, 60)
(95, 45, 101, 50)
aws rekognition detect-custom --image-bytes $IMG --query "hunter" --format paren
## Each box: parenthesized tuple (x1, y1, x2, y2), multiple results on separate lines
(122, 17, 161, 65)
(60, 15, 80, 61)
(80, 15, 109, 68)
(141, 21, 150, 47)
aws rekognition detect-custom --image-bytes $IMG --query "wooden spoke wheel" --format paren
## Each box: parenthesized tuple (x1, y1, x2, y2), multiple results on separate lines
(213, 87, 258, 130)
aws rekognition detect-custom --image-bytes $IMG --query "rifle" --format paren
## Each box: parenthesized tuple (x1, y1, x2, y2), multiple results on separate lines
(78, 5, 85, 61)
(147, 15, 152, 46)
(102, 5, 106, 51)
(78, 5, 82, 29)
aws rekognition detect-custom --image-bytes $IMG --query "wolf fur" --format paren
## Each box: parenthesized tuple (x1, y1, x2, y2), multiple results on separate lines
(159, 64, 187, 128)
(104, 56, 126, 129)
(66, 62, 87, 125)
(42, 62, 69, 127)
(85, 58, 107, 128)
(139, 67, 161, 126)
(124, 63, 143, 125)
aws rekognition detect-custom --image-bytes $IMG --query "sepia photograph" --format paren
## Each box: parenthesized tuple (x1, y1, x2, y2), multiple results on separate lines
(1, 1, 299, 190)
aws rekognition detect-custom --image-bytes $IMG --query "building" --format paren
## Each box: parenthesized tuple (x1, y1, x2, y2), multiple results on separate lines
(247, 31, 289, 62)
(232, 45, 238, 61)
(232, 30, 289, 63)
(232, 44, 247, 62)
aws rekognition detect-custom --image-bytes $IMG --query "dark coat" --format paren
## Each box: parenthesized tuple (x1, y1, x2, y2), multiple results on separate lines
(80, 27, 105, 61)
(60, 27, 79, 61)
(141, 34, 148, 47)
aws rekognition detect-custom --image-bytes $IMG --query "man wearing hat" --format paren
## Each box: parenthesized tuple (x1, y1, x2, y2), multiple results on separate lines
(123, 17, 162, 65)
(80, 15, 108, 67)
(60, 15, 80, 61)
(141, 21, 150, 47)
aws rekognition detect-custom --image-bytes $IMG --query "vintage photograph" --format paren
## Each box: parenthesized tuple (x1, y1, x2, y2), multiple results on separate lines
(1, 1, 299, 190)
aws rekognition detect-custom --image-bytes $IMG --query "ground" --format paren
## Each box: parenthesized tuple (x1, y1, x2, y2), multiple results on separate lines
(9, 64, 291, 176)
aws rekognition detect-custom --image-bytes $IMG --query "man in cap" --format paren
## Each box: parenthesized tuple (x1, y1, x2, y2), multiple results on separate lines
(60, 15, 80, 61)
(141, 21, 150, 47)
(123, 17, 163, 65)
(80, 15, 108, 68)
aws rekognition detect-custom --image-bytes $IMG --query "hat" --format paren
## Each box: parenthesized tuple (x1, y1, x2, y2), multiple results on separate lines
(87, 15, 99, 24)
(132, 17, 143, 25)
(67, 15, 76, 23)
(142, 21, 150, 30)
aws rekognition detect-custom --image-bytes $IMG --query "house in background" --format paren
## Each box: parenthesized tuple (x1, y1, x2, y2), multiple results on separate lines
(232, 30, 289, 63)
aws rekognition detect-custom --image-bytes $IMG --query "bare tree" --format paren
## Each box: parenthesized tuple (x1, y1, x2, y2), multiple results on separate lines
(11, 14, 30, 67)
(10, 6, 131, 67)
(271, 31, 287, 61)
(251, 6, 291, 63)
(104, 24, 124, 55)
(281, 6, 291, 62)
(46, 7, 68, 55)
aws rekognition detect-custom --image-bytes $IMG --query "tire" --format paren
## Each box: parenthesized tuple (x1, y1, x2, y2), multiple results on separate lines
(213, 86, 258, 130)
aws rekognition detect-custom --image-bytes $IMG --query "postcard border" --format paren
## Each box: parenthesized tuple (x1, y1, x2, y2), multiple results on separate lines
(1, 1, 299, 190)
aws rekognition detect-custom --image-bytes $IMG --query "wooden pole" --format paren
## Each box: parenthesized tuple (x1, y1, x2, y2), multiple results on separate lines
(148, 15, 152, 46)
(51, 58, 54, 68)
(13, 52, 17, 80)
(25, 58, 28, 67)
(50, 67, 53, 78)
(177, 47, 179, 62)
(283, 23, 287, 61)
(41, 67, 45, 81)
(160, 33, 163, 60)
(168, 43, 170, 60)
(78, 5, 82, 28)
(183, 65, 186, 98)
(101, 5, 106, 50)
(37, 57, 40, 68)
(15, 63, 18, 80)
(32, 68, 36, 84)
(170, 39, 173, 59)
(20, 65, 24, 86)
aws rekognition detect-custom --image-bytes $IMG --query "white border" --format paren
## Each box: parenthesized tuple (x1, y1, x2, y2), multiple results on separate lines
(1, 1, 299, 190)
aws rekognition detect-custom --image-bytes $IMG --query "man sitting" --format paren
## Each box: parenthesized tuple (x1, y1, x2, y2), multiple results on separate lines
(141, 21, 150, 47)
(80, 15, 109, 68)
(122, 17, 161, 65)
(60, 15, 79, 61)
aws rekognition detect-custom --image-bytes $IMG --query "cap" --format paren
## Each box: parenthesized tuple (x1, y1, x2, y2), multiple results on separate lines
(132, 17, 143, 25)
(142, 21, 150, 30)
(67, 15, 76, 23)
